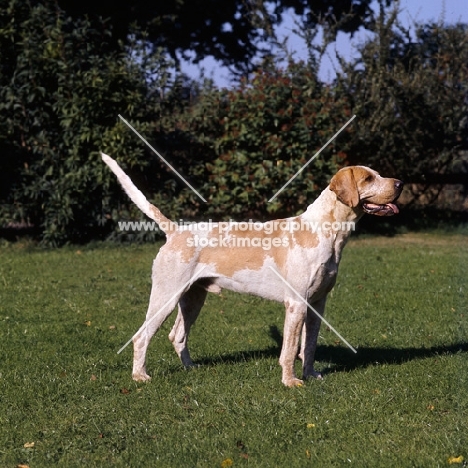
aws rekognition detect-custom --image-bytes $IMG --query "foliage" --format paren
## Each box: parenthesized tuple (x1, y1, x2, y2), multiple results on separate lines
(278, 0, 394, 37)
(335, 3, 468, 189)
(1, 0, 467, 244)
(130, 62, 352, 228)
(0, 0, 172, 245)
(104, 2, 468, 236)
(202, 63, 351, 219)
(53, 0, 396, 74)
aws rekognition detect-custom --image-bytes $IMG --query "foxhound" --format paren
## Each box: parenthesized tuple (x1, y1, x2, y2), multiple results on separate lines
(102, 153, 403, 386)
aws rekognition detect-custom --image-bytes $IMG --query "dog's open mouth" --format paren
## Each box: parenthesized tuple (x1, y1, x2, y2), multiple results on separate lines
(362, 203, 399, 216)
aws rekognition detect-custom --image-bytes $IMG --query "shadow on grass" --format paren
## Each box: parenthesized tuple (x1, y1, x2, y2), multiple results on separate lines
(315, 341, 468, 375)
(196, 325, 468, 375)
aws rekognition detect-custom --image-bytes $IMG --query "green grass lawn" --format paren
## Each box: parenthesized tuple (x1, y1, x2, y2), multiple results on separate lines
(0, 233, 467, 467)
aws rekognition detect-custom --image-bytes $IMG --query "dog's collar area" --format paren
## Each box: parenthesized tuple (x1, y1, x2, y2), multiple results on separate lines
(362, 203, 399, 216)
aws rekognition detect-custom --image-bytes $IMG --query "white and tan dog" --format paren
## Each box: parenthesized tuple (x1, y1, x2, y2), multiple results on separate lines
(102, 153, 403, 386)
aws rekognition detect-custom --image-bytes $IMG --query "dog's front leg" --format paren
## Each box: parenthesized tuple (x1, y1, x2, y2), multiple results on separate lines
(279, 300, 307, 387)
(300, 297, 326, 380)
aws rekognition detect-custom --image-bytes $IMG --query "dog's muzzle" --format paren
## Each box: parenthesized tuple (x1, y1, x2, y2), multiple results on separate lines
(363, 180, 403, 217)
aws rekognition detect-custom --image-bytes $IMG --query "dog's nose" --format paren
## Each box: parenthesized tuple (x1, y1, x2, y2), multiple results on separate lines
(395, 180, 404, 191)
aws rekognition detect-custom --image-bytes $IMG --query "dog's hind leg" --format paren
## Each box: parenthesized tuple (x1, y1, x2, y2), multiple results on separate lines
(132, 271, 189, 382)
(168, 284, 207, 367)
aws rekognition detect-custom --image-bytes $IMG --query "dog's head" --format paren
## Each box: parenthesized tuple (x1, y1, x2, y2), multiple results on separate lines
(329, 166, 403, 216)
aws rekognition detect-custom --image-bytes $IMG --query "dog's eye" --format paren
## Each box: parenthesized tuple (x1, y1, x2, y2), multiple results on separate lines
(364, 174, 374, 182)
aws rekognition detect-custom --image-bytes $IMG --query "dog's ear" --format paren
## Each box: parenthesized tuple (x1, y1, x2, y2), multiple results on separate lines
(329, 167, 360, 208)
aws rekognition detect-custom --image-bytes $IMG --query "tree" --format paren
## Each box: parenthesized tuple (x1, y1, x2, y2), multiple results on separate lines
(276, 0, 392, 34)
(334, 3, 468, 194)
(52, 0, 394, 74)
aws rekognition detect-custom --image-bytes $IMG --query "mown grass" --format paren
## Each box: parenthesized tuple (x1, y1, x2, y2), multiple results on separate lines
(0, 233, 467, 467)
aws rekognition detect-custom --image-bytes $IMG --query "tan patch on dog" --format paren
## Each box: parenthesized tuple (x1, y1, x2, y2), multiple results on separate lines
(330, 165, 400, 208)
(167, 231, 196, 263)
(329, 167, 359, 207)
(150, 205, 176, 231)
(352, 166, 374, 183)
(291, 223, 320, 249)
(198, 237, 265, 277)
(198, 223, 291, 277)
(268, 240, 289, 273)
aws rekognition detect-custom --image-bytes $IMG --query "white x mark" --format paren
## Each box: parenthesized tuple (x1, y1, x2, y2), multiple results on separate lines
(118, 114, 207, 202)
(268, 114, 356, 202)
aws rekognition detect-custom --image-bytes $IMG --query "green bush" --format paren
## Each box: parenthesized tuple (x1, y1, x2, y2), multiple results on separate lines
(335, 7, 468, 186)
(0, 0, 170, 245)
(145, 63, 353, 224)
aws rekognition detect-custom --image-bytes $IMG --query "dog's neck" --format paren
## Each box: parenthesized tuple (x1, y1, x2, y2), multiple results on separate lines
(303, 187, 363, 222)
(301, 186, 364, 260)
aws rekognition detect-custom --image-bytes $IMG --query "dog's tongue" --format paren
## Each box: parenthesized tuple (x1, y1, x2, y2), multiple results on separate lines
(363, 203, 399, 216)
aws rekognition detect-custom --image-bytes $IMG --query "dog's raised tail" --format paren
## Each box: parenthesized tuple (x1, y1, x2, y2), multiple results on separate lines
(101, 153, 176, 234)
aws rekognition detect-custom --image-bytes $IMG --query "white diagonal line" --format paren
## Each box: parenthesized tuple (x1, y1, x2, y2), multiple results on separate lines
(268, 266, 357, 353)
(268, 114, 356, 202)
(118, 114, 207, 202)
(117, 266, 207, 354)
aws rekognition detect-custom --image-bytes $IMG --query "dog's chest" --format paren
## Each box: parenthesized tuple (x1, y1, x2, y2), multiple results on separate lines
(287, 243, 341, 300)
(305, 260, 338, 300)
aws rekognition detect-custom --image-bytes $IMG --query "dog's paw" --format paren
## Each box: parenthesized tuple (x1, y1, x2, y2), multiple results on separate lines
(283, 377, 304, 387)
(184, 362, 200, 369)
(132, 372, 151, 382)
(304, 370, 323, 380)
